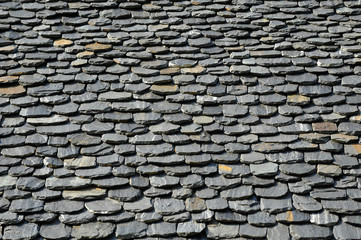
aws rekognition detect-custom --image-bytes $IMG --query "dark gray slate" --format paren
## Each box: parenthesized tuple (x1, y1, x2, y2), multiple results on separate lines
(290, 224, 332, 240)
(44, 200, 84, 214)
(0, 0, 361, 239)
(3, 223, 39, 240)
(39, 221, 71, 240)
(147, 222, 177, 237)
(116, 221, 147, 239)
(9, 198, 44, 213)
(71, 222, 115, 239)
(207, 224, 239, 239)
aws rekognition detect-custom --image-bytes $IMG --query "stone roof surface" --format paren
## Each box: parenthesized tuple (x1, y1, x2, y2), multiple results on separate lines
(0, 0, 361, 239)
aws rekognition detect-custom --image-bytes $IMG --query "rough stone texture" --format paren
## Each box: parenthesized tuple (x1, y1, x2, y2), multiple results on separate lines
(290, 224, 333, 240)
(207, 224, 239, 239)
(3, 223, 39, 240)
(39, 221, 71, 240)
(116, 221, 147, 239)
(0, 0, 360, 239)
(71, 222, 115, 239)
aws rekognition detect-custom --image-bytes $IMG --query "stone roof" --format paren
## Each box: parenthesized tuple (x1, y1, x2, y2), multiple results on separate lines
(0, 0, 361, 239)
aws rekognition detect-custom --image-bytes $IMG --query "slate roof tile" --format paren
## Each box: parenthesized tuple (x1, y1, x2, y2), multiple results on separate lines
(1, 0, 361, 238)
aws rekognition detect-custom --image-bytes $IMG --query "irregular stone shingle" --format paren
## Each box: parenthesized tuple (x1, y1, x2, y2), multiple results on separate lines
(322, 199, 361, 214)
(115, 221, 147, 239)
(85, 199, 122, 214)
(177, 221, 205, 237)
(207, 224, 239, 239)
(59, 210, 95, 225)
(149, 175, 179, 187)
(147, 222, 177, 237)
(44, 200, 84, 214)
(123, 197, 153, 213)
(248, 211, 276, 226)
(267, 223, 290, 240)
(238, 224, 267, 238)
(0, 175, 17, 191)
(1, 1, 361, 239)
(45, 177, 91, 190)
(260, 197, 293, 214)
(63, 188, 106, 200)
(71, 222, 115, 239)
(220, 185, 253, 200)
(3, 223, 39, 240)
(205, 175, 242, 190)
(255, 182, 288, 198)
(334, 222, 361, 240)
(0, 85, 26, 97)
(10, 198, 44, 213)
(108, 182, 141, 200)
(229, 198, 260, 214)
(250, 162, 278, 177)
(290, 224, 332, 240)
(1, 146, 35, 157)
(310, 210, 339, 226)
(154, 198, 185, 215)
(292, 195, 323, 212)
(39, 221, 71, 240)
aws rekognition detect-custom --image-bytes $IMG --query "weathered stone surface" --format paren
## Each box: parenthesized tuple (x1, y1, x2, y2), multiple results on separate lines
(238, 224, 267, 238)
(250, 162, 278, 177)
(39, 221, 71, 239)
(290, 224, 332, 240)
(1, 146, 35, 157)
(0, 1, 360, 239)
(154, 198, 185, 215)
(3, 223, 39, 240)
(46, 177, 91, 190)
(0, 175, 17, 191)
(0, 211, 23, 225)
(279, 163, 316, 176)
(185, 197, 206, 212)
(310, 210, 339, 226)
(147, 222, 177, 237)
(44, 200, 84, 214)
(136, 143, 174, 156)
(16, 177, 44, 191)
(338, 122, 361, 135)
(248, 211, 276, 226)
(260, 197, 293, 214)
(334, 222, 361, 240)
(116, 221, 147, 239)
(229, 198, 260, 214)
(177, 221, 205, 237)
(344, 144, 361, 157)
(207, 224, 239, 239)
(10, 198, 44, 213)
(205, 175, 242, 190)
(255, 182, 288, 198)
(276, 210, 310, 224)
(322, 199, 361, 214)
(59, 210, 95, 225)
(63, 188, 106, 200)
(267, 223, 290, 240)
(0, 85, 26, 97)
(108, 187, 141, 202)
(54, 39, 73, 47)
(64, 156, 96, 169)
(85, 198, 122, 214)
(71, 222, 115, 239)
(220, 185, 253, 200)
(85, 43, 112, 52)
(123, 197, 153, 213)
(292, 195, 323, 212)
